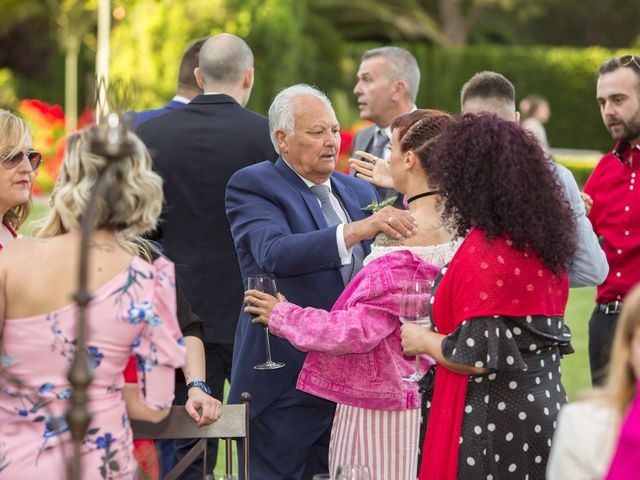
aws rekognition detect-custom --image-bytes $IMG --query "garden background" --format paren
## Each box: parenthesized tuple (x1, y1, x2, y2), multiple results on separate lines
(3, 0, 639, 475)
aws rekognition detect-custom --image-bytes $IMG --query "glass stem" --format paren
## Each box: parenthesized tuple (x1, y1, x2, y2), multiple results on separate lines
(264, 327, 273, 363)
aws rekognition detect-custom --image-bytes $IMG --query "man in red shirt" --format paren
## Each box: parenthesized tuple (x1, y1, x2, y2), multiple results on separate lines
(583, 54, 640, 385)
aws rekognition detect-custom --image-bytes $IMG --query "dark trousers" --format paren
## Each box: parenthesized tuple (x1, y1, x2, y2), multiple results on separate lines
(170, 343, 233, 479)
(238, 387, 334, 480)
(588, 306, 620, 386)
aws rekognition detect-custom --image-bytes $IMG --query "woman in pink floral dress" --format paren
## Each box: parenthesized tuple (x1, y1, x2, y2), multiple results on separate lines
(0, 127, 186, 479)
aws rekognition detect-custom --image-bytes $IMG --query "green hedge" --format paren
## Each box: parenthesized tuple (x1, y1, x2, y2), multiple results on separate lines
(417, 45, 628, 152)
(554, 154, 600, 188)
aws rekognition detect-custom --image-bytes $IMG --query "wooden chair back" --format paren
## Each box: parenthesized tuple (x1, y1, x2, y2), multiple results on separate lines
(131, 392, 250, 480)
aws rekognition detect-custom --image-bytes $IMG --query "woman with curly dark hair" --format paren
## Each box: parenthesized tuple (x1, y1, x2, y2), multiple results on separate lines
(401, 113, 576, 480)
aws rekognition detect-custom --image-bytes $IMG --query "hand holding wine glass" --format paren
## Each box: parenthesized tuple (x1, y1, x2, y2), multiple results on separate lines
(399, 279, 432, 382)
(246, 274, 286, 371)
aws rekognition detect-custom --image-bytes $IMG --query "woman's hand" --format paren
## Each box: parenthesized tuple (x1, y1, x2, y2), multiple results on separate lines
(401, 323, 431, 356)
(244, 289, 285, 326)
(349, 151, 395, 189)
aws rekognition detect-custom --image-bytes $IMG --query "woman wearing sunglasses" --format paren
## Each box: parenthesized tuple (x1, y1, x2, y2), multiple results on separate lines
(0, 110, 40, 247)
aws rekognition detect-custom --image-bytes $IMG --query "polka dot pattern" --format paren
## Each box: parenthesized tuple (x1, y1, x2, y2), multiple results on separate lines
(421, 313, 572, 479)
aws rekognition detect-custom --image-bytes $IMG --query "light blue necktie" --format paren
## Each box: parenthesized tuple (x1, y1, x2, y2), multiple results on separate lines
(310, 184, 365, 285)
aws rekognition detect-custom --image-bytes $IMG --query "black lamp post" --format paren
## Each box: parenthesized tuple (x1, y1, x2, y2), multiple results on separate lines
(65, 113, 135, 480)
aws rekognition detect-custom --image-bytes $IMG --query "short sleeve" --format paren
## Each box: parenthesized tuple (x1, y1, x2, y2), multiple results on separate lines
(132, 257, 186, 409)
(441, 316, 528, 371)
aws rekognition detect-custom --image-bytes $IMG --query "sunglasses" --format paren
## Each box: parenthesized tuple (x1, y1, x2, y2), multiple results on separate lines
(621, 54, 640, 71)
(1, 150, 42, 171)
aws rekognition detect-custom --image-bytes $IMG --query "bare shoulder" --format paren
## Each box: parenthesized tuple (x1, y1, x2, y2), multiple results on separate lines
(0, 237, 51, 270)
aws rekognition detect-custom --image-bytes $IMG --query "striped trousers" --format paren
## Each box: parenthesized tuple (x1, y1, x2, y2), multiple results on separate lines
(329, 403, 420, 480)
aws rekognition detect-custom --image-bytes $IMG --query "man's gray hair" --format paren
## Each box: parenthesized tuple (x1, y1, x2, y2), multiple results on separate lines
(198, 33, 253, 87)
(362, 46, 421, 102)
(268, 84, 334, 154)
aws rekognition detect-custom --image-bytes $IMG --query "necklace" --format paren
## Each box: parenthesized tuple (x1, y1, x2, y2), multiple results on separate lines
(406, 190, 442, 204)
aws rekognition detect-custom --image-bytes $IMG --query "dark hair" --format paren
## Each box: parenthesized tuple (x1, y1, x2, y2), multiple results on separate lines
(391, 109, 451, 176)
(519, 94, 548, 122)
(178, 38, 207, 91)
(460, 71, 515, 106)
(598, 55, 640, 95)
(430, 113, 576, 273)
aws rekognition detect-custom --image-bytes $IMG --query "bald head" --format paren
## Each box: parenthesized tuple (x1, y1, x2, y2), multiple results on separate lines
(198, 33, 254, 89)
(460, 71, 517, 121)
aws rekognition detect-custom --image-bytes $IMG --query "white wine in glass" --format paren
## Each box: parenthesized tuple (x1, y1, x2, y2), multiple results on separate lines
(399, 279, 432, 382)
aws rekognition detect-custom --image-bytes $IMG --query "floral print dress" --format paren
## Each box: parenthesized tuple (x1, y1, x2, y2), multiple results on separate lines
(0, 256, 186, 479)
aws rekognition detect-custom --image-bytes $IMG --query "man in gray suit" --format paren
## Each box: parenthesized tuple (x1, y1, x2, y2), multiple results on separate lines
(351, 47, 420, 203)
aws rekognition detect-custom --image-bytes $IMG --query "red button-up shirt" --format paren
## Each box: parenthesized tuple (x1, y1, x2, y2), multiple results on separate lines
(584, 142, 640, 303)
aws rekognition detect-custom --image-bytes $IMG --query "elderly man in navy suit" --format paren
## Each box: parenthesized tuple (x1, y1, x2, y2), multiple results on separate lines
(225, 84, 417, 479)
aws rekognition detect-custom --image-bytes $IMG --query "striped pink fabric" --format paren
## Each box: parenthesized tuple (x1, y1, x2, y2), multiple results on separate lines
(329, 404, 420, 480)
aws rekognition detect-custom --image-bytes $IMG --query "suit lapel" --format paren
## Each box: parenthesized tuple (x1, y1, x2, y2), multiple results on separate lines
(357, 126, 376, 153)
(274, 158, 327, 229)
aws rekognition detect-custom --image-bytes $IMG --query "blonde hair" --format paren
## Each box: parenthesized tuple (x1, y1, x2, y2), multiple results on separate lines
(0, 110, 33, 230)
(34, 127, 163, 260)
(597, 285, 640, 416)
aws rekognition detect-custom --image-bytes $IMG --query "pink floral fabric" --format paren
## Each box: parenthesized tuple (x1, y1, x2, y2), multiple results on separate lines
(0, 256, 186, 479)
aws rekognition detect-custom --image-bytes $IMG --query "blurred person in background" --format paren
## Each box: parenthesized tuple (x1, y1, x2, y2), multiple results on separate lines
(350, 46, 420, 205)
(519, 94, 551, 152)
(130, 37, 207, 130)
(548, 283, 640, 479)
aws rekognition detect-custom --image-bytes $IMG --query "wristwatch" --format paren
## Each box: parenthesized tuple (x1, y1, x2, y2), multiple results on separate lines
(186, 380, 212, 395)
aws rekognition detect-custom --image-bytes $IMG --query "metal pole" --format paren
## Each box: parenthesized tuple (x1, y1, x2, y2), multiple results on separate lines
(65, 114, 135, 480)
(96, 0, 111, 123)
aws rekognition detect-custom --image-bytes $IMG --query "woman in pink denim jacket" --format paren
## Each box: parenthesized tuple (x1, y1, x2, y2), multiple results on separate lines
(245, 110, 461, 479)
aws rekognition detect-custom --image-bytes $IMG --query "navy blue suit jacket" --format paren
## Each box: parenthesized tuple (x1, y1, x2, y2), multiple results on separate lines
(130, 99, 186, 130)
(225, 158, 379, 418)
(138, 94, 277, 345)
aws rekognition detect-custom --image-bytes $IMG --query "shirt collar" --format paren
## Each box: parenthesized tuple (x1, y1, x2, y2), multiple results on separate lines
(376, 105, 417, 138)
(281, 157, 332, 190)
(172, 95, 190, 104)
(613, 140, 640, 166)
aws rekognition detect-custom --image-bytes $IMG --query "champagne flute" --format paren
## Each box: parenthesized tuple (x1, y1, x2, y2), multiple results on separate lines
(400, 279, 432, 382)
(335, 465, 371, 480)
(247, 274, 285, 370)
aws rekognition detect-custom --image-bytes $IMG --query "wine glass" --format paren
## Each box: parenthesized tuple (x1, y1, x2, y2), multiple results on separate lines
(399, 279, 432, 382)
(335, 465, 371, 480)
(247, 274, 285, 371)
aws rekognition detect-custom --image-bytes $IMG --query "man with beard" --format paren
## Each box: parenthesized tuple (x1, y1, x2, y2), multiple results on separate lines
(583, 54, 640, 385)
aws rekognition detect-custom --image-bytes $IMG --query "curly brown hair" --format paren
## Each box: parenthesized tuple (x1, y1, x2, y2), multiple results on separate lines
(391, 109, 451, 179)
(430, 113, 576, 273)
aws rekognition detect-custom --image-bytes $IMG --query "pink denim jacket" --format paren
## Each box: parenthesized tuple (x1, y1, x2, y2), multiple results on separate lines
(269, 249, 440, 410)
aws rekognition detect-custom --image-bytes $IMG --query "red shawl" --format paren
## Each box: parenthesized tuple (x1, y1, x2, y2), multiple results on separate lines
(419, 229, 568, 480)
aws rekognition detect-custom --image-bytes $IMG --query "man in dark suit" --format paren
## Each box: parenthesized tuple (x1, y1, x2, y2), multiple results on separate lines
(130, 37, 206, 130)
(137, 33, 277, 478)
(225, 84, 417, 479)
(351, 47, 420, 204)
